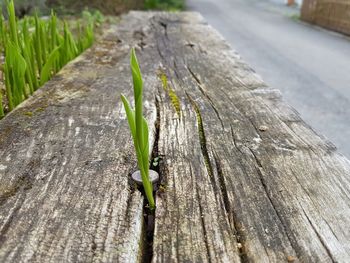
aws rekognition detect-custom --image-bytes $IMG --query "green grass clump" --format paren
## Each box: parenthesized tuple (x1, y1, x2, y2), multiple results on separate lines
(121, 48, 155, 209)
(145, 0, 185, 11)
(0, 0, 98, 119)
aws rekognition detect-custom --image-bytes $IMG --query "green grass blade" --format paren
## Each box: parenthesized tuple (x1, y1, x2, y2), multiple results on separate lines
(5, 41, 27, 107)
(40, 46, 60, 85)
(39, 20, 47, 65)
(141, 116, 149, 176)
(22, 18, 35, 94)
(126, 48, 155, 209)
(3, 62, 14, 111)
(130, 48, 144, 149)
(121, 94, 136, 141)
(29, 38, 39, 90)
(0, 7, 5, 49)
(7, 0, 19, 47)
(49, 10, 57, 52)
(34, 14, 42, 73)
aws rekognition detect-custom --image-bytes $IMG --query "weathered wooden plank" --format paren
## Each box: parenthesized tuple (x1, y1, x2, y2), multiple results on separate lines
(1, 11, 350, 263)
(0, 23, 158, 262)
(120, 11, 350, 262)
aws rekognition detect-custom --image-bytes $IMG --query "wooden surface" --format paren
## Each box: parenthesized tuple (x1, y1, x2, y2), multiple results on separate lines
(0, 11, 350, 262)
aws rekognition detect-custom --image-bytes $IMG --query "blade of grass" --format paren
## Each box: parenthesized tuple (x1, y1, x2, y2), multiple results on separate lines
(5, 41, 27, 106)
(49, 10, 57, 53)
(39, 20, 47, 65)
(40, 46, 60, 85)
(34, 14, 43, 74)
(121, 94, 155, 209)
(3, 63, 14, 111)
(7, 0, 19, 47)
(22, 18, 35, 94)
(0, 7, 5, 51)
(122, 48, 155, 209)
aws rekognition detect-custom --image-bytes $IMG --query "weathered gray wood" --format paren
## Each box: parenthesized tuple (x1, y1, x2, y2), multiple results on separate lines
(0, 24, 158, 262)
(0, 11, 350, 263)
(119, 11, 350, 262)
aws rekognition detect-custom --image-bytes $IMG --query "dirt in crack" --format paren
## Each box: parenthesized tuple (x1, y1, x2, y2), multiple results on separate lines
(142, 198, 156, 263)
(142, 96, 161, 263)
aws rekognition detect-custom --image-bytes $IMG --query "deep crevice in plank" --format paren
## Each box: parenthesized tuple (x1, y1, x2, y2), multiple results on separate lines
(212, 153, 231, 216)
(186, 93, 248, 262)
(213, 152, 248, 263)
(184, 65, 249, 260)
(141, 197, 156, 263)
(141, 96, 161, 263)
(186, 93, 215, 262)
(186, 93, 218, 195)
(195, 181, 212, 263)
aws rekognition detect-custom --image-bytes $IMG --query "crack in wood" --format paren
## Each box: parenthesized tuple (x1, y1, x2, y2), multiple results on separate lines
(230, 125, 245, 156)
(155, 18, 169, 40)
(186, 93, 217, 192)
(186, 92, 248, 262)
(212, 152, 247, 262)
(212, 152, 231, 216)
(141, 96, 161, 263)
(301, 207, 336, 263)
(186, 65, 224, 130)
(191, 165, 212, 263)
(248, 148, 299, 260)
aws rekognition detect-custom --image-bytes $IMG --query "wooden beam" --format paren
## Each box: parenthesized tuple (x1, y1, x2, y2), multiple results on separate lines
(0, 11, 349, 262)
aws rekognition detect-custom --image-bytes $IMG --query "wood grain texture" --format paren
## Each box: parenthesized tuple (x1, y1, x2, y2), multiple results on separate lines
(0, 11, 350, 263)
(0, 23, 157, 262)
(120, 11, 350, 262)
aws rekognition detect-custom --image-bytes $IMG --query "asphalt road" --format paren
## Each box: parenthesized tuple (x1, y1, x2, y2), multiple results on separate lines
(187, 0, 350, 158)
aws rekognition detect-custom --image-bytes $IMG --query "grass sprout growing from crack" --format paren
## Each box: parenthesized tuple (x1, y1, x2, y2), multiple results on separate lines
(121, 48, 155, 209)
(0, 0, 98, 118)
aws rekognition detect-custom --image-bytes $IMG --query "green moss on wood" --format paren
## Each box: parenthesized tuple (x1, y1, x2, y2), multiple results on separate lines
(157, 69, 181, 117)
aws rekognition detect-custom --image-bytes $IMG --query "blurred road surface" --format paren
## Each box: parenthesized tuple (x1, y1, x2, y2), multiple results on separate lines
(187, 0, 350, 158)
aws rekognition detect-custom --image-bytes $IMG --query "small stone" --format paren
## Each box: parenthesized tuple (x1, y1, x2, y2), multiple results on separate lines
(259, 125, 268, 131)
(237, 243, 242, 249)
(131, 170, 159, 186)
(287, 255, 296, 262)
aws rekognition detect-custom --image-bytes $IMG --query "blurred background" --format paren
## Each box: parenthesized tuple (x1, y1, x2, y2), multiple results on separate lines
(1, 0, 349, 159)
(187, 0, 350, 159)
(0, 0, 184, 16)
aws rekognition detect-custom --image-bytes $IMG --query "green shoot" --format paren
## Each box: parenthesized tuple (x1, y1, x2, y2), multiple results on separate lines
(7, 0, 19, 47)
(40, 46, 60, 85)
(0, 7, 5, 51)
(121, 48, 155, 209)
(4, 41, 27, 108)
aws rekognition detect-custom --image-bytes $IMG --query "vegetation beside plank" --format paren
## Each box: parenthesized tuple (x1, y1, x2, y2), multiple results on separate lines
(0, 0, 100, 118)
(145, 0, 185, 10)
